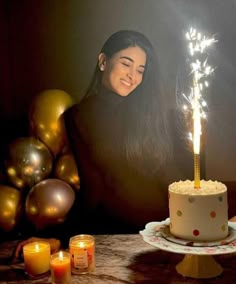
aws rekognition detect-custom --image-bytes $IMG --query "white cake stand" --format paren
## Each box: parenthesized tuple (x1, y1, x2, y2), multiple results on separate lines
(140, 219, 236, 279)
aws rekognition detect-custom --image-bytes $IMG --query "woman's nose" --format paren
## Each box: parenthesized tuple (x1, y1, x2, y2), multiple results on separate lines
(127, 68, 134, 79)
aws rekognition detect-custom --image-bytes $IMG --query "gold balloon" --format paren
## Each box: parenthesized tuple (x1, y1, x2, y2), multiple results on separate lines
(25, 178, 75, 230)
(0, 185, 22, 232)
(54, 153, 80, 191)
(29, 89, 74, 156)
(5, 137, 53, 190)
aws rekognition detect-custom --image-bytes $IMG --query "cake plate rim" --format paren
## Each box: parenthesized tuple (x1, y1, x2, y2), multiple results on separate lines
(140, 218, 236, 255)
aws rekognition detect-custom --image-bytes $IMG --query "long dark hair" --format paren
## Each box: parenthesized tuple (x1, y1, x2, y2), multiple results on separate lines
(85, 30, 172, 175)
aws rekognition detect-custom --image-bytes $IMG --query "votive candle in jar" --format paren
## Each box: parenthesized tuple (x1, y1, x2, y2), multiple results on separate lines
(50, 251, 71, 284)
(23, 241, 50, 278)
(69, 234, 95, 274)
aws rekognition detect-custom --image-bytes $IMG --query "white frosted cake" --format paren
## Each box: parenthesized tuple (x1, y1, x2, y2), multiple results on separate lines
(168, 180, 228, 241)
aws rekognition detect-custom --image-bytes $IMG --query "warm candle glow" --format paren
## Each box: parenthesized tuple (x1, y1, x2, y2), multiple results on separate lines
(50, 251, 71, 284)
(59, 250, 63, 260)
(183, 27, 217, 188)
(69, 235, 95, 274)
(23, 241, 50, 277)
(35, 243, 39, 252)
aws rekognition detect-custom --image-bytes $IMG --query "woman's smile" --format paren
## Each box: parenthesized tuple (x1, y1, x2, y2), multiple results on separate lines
(120, 78, 132, 88)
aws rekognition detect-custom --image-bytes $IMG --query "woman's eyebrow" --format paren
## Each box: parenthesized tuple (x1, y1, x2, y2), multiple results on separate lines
(119, 56, 145, 68)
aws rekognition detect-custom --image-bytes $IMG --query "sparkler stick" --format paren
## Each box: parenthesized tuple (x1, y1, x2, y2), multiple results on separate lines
(184, 27, 216, 189)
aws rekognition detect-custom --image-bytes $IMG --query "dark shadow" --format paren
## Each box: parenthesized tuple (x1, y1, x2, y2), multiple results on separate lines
(128, 249, 236, 283)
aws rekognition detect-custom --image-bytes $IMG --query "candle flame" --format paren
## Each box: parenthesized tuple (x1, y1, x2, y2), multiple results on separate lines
(59, 251, 64, 260)
(35, 243, 39, 252)
(79, 242, 85, 248)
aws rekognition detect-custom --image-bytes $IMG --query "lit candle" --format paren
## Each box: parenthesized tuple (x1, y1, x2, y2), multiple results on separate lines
(23, 241, 50, 278)
(184, 27, 216, 189)
(193, 78, 201, 189)
(50, 251, 71, 284)
(69, 234, 95, 274)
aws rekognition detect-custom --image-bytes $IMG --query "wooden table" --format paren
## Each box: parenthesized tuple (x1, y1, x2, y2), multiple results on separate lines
(0, 234, 236, 283)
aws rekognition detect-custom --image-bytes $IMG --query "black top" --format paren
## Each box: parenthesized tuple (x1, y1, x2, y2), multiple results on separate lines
(62, 89, 194, 240)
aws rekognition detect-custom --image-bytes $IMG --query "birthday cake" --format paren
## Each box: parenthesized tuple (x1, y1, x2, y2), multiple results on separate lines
(168, 180, 228, 241)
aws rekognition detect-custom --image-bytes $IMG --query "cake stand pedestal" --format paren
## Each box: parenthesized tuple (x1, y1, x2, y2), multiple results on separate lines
(140, 219, 236, 279)
(176, 254, 222, 279)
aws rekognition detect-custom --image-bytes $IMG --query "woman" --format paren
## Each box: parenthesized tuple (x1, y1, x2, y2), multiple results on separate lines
(13, 30, 191, 259)
(64, 29, 175, 234)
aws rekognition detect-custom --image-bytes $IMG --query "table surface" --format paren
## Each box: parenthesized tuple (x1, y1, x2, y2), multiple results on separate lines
(0, 234, 236, 283)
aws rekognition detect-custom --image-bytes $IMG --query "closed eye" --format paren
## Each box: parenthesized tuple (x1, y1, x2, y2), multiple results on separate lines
(137, 68, 145, 75)
(121, 62, 131, 67)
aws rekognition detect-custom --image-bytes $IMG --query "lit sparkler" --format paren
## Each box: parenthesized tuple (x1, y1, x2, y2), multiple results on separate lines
(183, 27, 217, 188)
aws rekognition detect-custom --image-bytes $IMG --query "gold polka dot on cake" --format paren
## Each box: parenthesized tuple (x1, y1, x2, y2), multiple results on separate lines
(221, 224, 226, 231)
(193, 229, 199, 236)
(210, 211, 216, 218)
(177, 210, 182, 217)
(188, 197, 195, 203)
(218, 196, 223, 202)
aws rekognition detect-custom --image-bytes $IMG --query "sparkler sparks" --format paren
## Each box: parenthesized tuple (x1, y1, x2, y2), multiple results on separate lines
(183, 27, 217, 188)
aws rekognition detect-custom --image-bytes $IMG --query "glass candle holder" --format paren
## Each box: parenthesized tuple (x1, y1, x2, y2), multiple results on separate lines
(69, 234, 95, 274)
(50, 251, 71, 284)
(23, 241, 50, 278)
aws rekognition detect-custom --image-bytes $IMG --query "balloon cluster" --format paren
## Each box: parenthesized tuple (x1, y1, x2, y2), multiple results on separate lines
(0, 89, 79, 233)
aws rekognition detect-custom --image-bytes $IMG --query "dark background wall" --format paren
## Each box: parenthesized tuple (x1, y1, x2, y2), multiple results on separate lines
(0, 0, 235, 181)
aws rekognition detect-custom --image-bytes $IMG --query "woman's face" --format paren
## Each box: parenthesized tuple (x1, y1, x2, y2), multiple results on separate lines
(99, 46, 146, 96)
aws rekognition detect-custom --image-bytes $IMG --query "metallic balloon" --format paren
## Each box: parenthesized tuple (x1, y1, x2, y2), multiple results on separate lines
(5, 137, 53, 190)
(54, 153, 80, 191)
(29, 89, 74, 157)
(25, 178, 75, 230)
(0, 185, 22, 232)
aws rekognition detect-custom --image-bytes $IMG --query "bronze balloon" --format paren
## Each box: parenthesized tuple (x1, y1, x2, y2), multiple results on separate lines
(54, 153, 80, 191)
(25, 178, 75, 230)
(29, 89, 74, 157)
(5, 137, 53, 190)
(0, 185, 22, 232)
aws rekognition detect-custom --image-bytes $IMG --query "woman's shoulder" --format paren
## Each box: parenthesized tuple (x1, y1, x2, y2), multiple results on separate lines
(64, 95, 104, 139)
(64, 96, 93, 120)
(70, 95, 103, 114)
